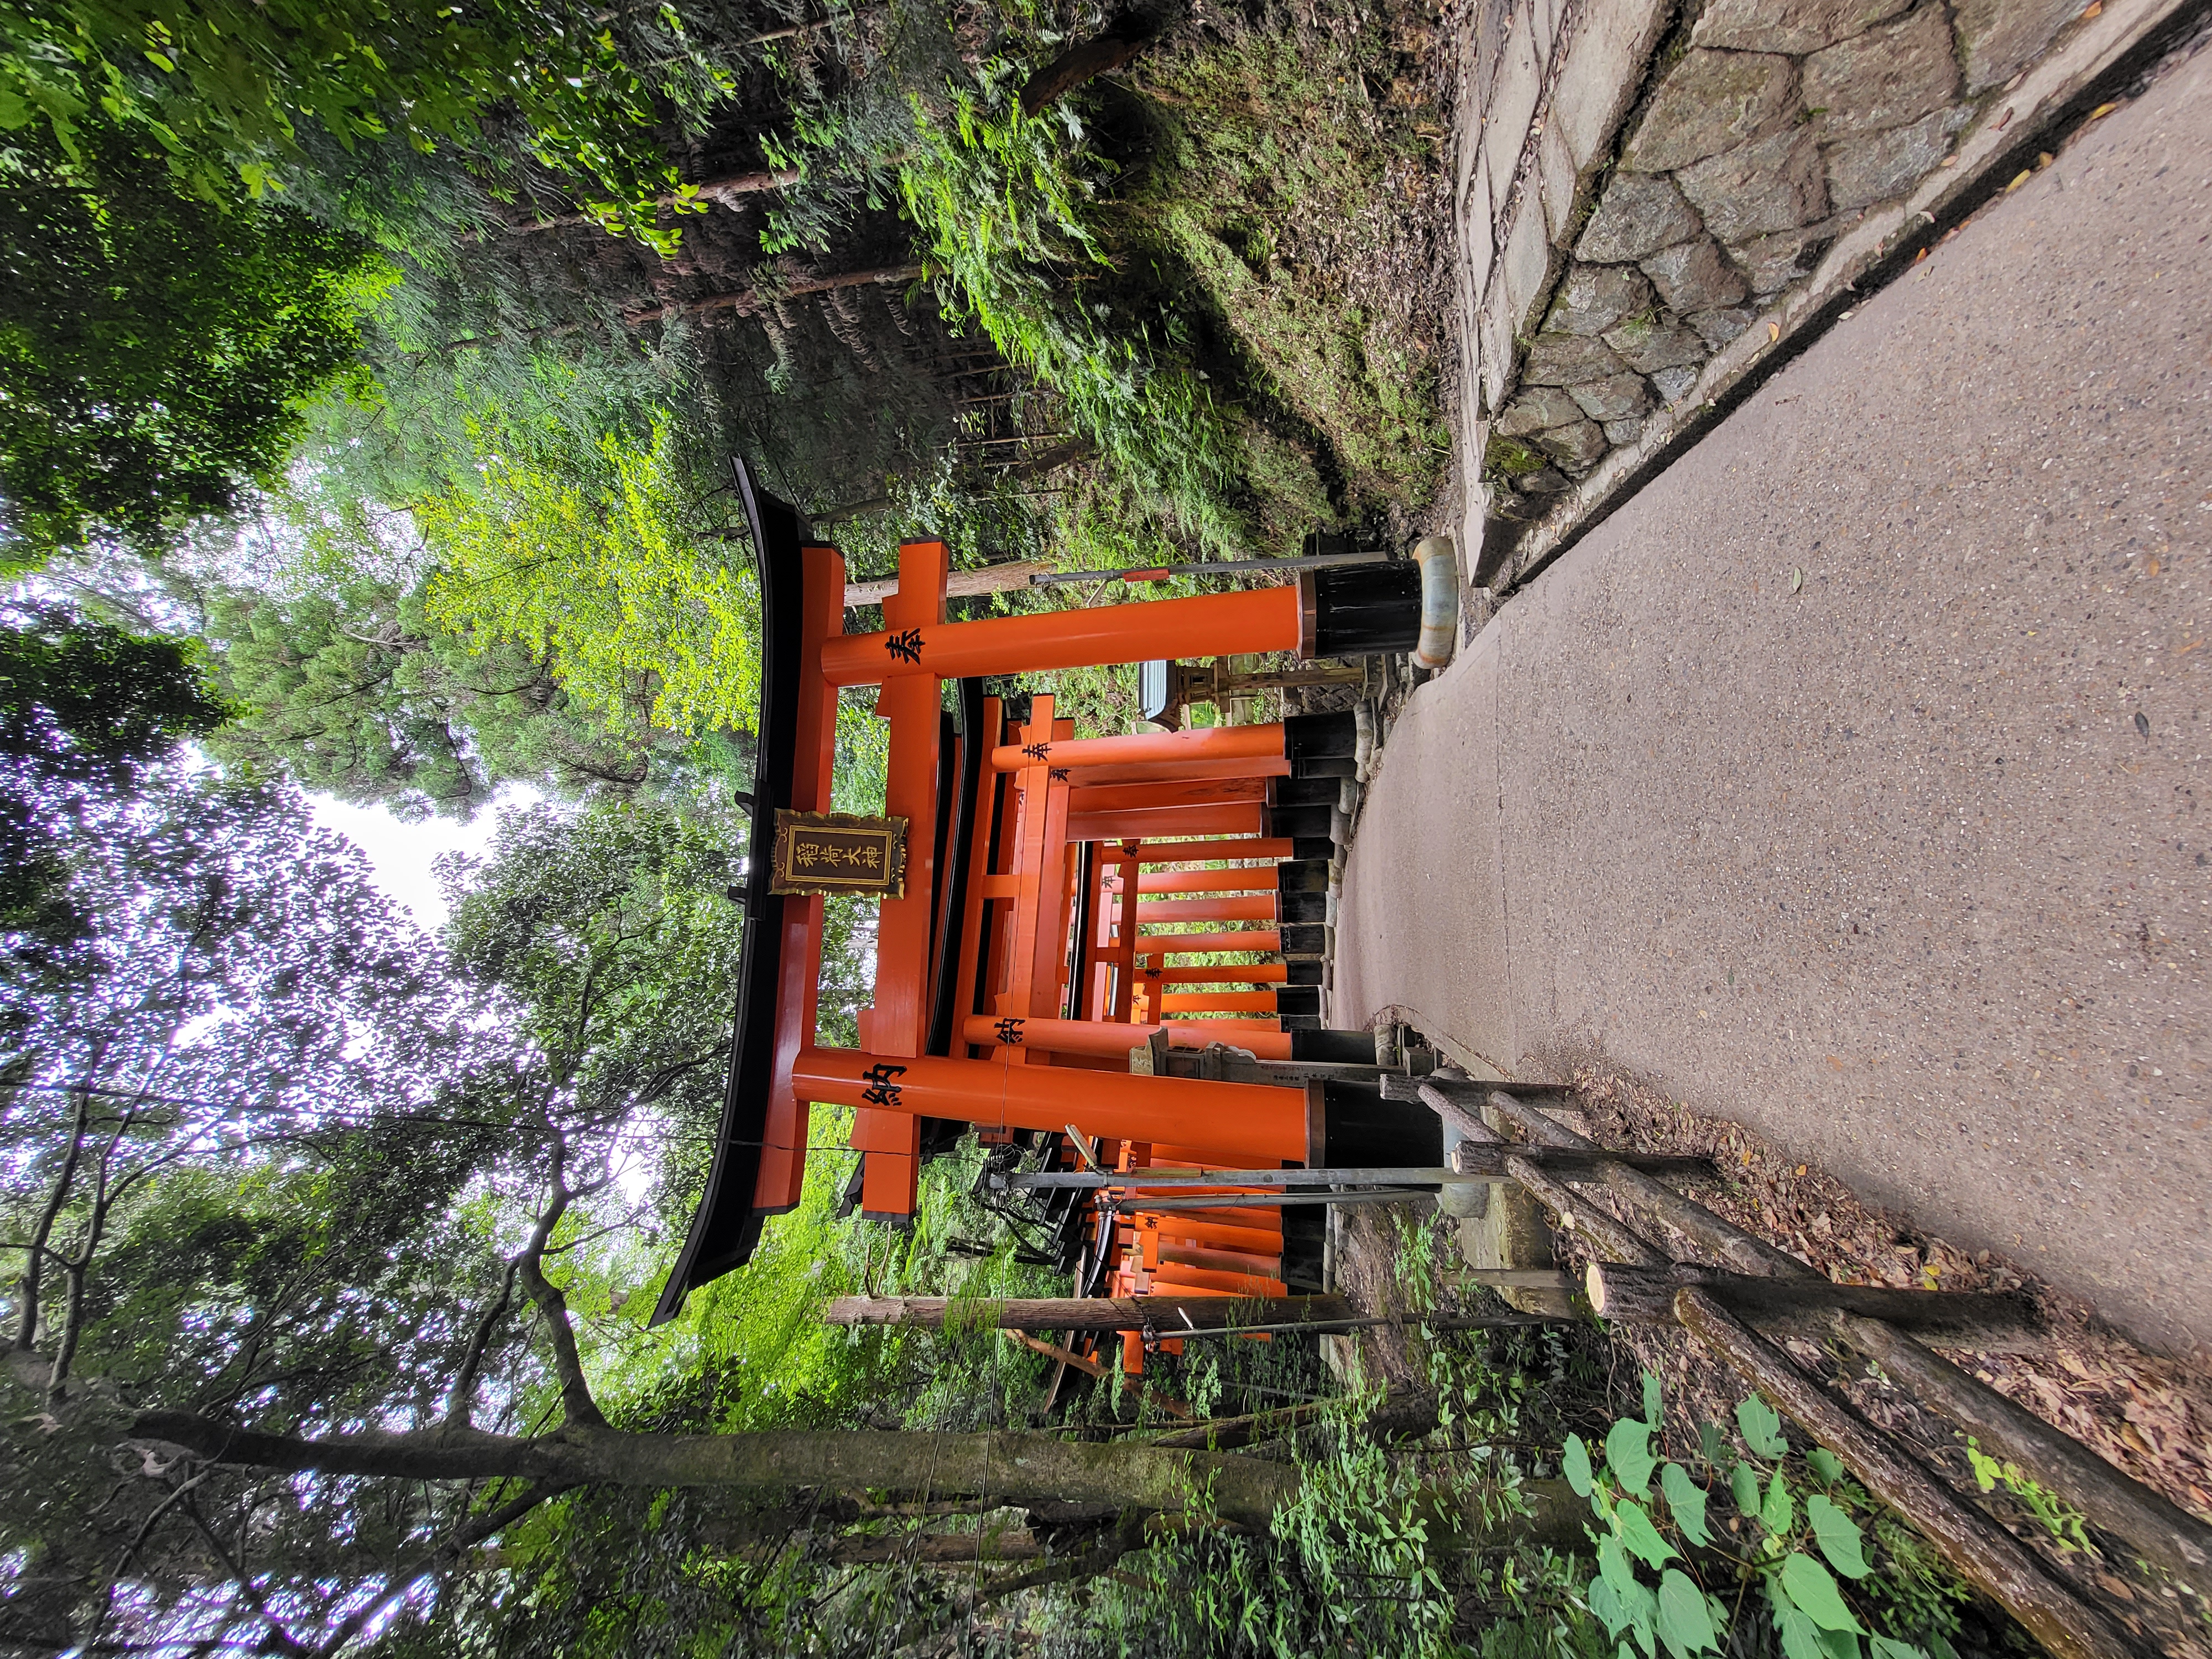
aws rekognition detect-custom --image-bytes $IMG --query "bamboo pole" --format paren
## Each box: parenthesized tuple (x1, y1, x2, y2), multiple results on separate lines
(823, 1295, 1356, 1332)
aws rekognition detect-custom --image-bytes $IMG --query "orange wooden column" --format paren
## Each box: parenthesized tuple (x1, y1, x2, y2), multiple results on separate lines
(995, 696, 1076, 1057)
(821, 585, 1302, 686)
(792, 1047, 1307, 1166)
(989, 722, 1286, 773)
(1068, 802, 1265, 842)
(1148, 962, 1290, 984)
(959, 1014, 1291, 1061)
(850, 539, 951, 1222)
(1068, 777, 1267, 814)
(756, 541, 846, 1217)
(1133, 928, 1281, 956)
(1135, 837, 1295, 864)
(1159, 990, 1282, 1014)
(952, 695, 1007, 1060)
(1135, 894, 1277, 925)
(1119, 867, 1281, 895)
(1107, 842, 1140, 1022)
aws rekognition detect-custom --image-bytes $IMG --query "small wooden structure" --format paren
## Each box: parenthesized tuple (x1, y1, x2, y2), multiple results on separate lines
(653, 462, 1444, 1323)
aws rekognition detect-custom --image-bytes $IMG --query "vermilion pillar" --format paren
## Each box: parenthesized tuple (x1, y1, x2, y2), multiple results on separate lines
(792, 1047, 1306, 1165)
(822, 585, 1303, 686)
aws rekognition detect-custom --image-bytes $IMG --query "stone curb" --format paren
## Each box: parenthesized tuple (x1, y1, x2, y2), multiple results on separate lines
(1489, 0, 2212, 597)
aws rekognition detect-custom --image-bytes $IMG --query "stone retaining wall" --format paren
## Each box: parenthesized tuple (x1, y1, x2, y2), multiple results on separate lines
(1451, 0, 2112, 583)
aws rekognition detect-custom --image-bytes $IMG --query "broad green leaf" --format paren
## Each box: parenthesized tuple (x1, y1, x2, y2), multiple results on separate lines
(1566, 1432, 1595, 1498)
(1779, 1553, 1865, 1632)
(1615, 1500, 1677, 1569)
(1655, 1568, 1719, 1657)
(1869, 1638, 1930, 1659)
(1661, 1462, 1712, 1546)
(1807, 1447, 1845, 1484)
(1819, 1630, 1863, 1659)
(1643, 1370, 1665, 1427)
(1731, 1462, 1763, 1516)
(1608, 1416, 1658, 1496)
(1698, 1420, 1731, 1469)
(1806, 1494, 1870, 1579)
(1598, 1534, 1638, 1598)
(1775, 1603, 1828, 1659)
(1762, 1469, 1796, 1535)
(1589, 1572, 1633, 1637)
(1737, 1394, 1788, 1458)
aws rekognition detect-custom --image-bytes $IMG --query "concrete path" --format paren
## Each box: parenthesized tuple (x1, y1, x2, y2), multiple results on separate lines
(1335, 44, 2212, 1356)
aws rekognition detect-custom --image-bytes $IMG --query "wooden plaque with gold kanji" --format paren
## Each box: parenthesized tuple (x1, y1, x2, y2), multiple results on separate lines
(768, 811, 908, 899)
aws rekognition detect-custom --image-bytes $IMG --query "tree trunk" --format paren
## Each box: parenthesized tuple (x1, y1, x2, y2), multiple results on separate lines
(132, 1412, 1301, 1530)
(1019, 18, 1158, 115)
(625, 264, 924, 327)
(1585, 1262, 2038, 1342)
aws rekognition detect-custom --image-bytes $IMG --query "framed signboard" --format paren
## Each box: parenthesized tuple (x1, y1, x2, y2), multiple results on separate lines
(768, 810, 909, 899)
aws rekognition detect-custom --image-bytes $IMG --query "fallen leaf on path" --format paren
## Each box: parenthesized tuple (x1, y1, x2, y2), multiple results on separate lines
(2037, 152, 2054, 169)
(2090, 101, 2119, 118)
(2135, 710, 2151, 738)
(1995, 107, 2015, 131)
(2005, 169, 2031, 192)
(1791, 568, 1804, 593)
(2081, 1, 2101, 16)
(1767, 321, 1781, 343)
(1915, 246, 1928, 262)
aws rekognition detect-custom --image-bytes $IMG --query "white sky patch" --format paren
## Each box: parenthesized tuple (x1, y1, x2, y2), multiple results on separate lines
(309, 790, 540, 931)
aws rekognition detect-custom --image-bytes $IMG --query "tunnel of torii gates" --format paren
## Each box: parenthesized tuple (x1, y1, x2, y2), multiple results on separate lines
(650, 462, 1450, 1350)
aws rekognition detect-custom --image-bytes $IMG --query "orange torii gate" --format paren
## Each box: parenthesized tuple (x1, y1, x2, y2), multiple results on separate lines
(652, 462, 1444, 1324)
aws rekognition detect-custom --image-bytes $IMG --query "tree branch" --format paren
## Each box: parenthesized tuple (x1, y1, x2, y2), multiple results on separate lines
(180, 1493, 311, 1659)
(442, 1261, 518, 1430)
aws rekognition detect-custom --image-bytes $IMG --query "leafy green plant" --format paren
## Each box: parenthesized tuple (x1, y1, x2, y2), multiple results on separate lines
(1964, 1436, 2095, 1554)
(1565, 1376, 1961, 1659)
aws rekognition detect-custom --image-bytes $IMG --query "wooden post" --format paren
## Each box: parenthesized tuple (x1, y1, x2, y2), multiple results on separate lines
(1585, 1263, 2038, 1342)
(1835, 1314, 2212, 1603)
(1454, 1074, 2212, 1602)
(1502, 1154, 1661, 1266)
(1677, 1291, 2147, 1659)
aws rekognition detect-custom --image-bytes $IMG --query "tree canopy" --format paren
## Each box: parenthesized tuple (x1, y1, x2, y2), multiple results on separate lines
(0, 128, 383, 561)
(0, 601, 228, 945)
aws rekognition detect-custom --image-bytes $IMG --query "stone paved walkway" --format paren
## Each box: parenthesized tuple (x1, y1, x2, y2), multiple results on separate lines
(1334, 42, 2212, 1355)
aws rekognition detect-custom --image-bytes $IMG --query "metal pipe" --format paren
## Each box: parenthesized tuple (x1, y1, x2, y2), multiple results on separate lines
(1411, 535, 1459, 672)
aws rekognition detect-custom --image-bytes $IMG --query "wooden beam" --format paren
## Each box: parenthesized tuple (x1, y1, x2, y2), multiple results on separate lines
(1586, 1262, 2037, 1341)
(823, 1294, 1357, 1332)
(1677, 1290, 2146, 1659)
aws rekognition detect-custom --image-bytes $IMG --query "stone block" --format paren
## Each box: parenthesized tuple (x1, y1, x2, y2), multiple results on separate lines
(1543, 263, 1655, 336)
(1539, 121, 1579, 247)
(1461, 159, 1497, 301)
(1523, 331, 1627, 385)
(1601, 317, 1709, 373)
(1955, 0, 2079, 93)
(1484, 16, 1546, 208)
(1493, 385, 1588, 436)
(1553, 0, 1675, 171)
(1519, 465, 1573, 494)
(1825, 105, 1970, 210)
(1693, 0, 1910, 54)
(1644, 237, 1750, 313)
(1804, 7, 1959, 141)
(1622, 50, 1798, 175)
(1497, 197, 1558, 338)
(1686, 304, 1758, 349)
(1575, 172, 1703, 263)
(1568, 372, 1654, 422)
(1650, 363, 1704, 404)
(1480, 299, 1520, 413)
(1535, 417, 1610, 469)
(1677, 127, 1829, 244)
(1731, 220, 1840, 294)
(1603, 416, 1646, 445)
(1532, 0, 1569, 64)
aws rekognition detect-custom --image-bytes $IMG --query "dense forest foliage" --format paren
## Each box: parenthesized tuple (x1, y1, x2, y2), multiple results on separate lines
(0, 2, 2001, 1653)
